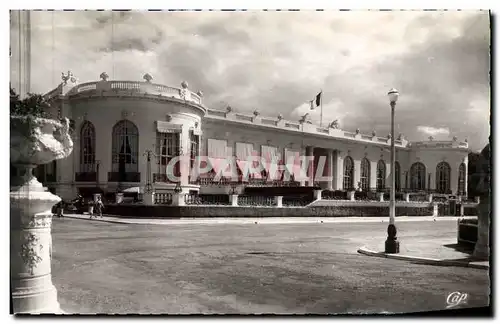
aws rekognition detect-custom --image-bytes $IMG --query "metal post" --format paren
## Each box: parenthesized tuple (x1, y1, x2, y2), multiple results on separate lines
(143, 149, 154, 194)
(385, 99, 400, 253)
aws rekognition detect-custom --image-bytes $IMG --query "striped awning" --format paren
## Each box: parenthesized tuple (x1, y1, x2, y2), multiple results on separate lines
(156, 121, 182, 133)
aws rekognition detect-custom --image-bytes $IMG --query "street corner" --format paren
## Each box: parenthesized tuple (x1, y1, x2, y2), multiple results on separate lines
(357, 246, 489, 270)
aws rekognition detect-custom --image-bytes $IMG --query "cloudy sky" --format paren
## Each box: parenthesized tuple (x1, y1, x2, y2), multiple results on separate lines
(10, 10, 490, 150)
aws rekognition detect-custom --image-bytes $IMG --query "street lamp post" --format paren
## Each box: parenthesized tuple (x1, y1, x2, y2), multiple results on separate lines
(385, 88, 400, 254)
(143, 149, 155, 194)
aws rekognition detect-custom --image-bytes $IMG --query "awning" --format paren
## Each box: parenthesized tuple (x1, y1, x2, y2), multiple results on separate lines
(156, 121, 182, 133)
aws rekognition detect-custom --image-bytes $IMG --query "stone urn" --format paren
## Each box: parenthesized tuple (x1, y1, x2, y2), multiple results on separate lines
(10, 115, 73, 314)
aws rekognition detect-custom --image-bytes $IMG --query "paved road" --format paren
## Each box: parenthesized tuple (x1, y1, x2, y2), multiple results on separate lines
(51, 218, 490, 314)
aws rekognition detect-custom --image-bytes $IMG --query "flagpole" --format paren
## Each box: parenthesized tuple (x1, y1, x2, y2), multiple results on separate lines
(320, 89, 323, 127)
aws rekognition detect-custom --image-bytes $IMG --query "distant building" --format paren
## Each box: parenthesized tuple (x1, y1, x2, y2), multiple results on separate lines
(37, 75, 470, 200)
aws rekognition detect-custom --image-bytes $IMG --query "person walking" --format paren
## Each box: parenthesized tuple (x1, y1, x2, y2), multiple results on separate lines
(95, 197, 105, 218)
(88, 199, 95, 219)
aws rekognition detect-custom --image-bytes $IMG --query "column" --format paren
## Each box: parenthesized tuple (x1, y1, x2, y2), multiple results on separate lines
(179, 131, 189, 192)
(300, 146, 307, 186)
(334, 150, 343, 190)
(370, 160, 377, 190)
(427, 171, 434, 192)
(354, 159, 361, 190)
(450, 163, 459, 195)
(327, 149, 334, 190)
(306, 146, 315, 187)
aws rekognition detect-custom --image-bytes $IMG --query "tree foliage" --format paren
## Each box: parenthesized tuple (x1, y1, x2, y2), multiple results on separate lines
(10, 87, 50, 118)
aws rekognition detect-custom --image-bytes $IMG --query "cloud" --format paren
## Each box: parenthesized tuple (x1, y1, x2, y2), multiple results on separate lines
(10, 10, 490, 151)
(417, 126, 451, 137)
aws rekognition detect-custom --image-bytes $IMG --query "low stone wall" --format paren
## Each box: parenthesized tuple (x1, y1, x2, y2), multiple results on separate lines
(104, 204, 434, 218)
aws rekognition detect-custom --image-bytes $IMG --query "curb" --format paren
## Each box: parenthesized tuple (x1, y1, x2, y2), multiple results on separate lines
(58, 215, 139, 225)
(58, 214, 473, 225)
(357, 246, 489, 270)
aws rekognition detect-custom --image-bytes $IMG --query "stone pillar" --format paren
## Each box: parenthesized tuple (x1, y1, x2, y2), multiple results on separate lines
(326, 149, 334, 190)
(313, 189, 322, 200)
(306, 146, 315, 187)
(370, 160, 377, 191)
(427, 194, 433, 203)
(348, 191, 355, 201)
(450, 163, 459, 195)
(404, 193, 410, 202)
(459, 203, 464, 217)
(275, 196, 283, 208)
(230, 194, 238, 206)
(354, 159, 361, 190)
(299, 146, 307, 187)
(378, 192, 384, 202)
(10, 116, 74, 314)
(334, 150, 344, 190)
(172, 193, 186, 206)
(11, 173, 62, 313)
(143, 192, 154, 206)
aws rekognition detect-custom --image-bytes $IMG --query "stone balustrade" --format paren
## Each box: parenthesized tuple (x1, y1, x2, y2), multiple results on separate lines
(409, 140, 469, 149)
(205, 108, 409, 148)
(47, 79, 203, 106)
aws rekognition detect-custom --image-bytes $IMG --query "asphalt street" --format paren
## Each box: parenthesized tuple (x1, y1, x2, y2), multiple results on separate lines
(51, 218, 490, 314)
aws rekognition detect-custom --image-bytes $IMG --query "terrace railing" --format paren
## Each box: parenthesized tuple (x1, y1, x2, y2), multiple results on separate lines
(154, 193, 173, 205)
(184, 194, 231, 206)
(238, 195, 276, 207)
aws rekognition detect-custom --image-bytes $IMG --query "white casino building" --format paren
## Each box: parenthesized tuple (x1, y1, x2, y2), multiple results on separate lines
(35, 73, 470, 200)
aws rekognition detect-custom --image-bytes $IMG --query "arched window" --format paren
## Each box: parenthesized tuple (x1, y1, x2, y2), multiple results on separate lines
(112, 120, 139, 173)
(376, 160, 386, 190)
(436, 161, 451, 194)
(80, 121, 96, 173)
(360, 158, 371, 191)
(410, 162, 426, 191)
(394, 161, 401, 191)
(458, 163, 466, 195)
(343, 156, 354, 190)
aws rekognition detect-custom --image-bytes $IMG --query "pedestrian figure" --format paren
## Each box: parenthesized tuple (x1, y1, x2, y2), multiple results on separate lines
(56, 201, 64, 218)
(88, 200, 95, 219)
(95, 197, 105, 218)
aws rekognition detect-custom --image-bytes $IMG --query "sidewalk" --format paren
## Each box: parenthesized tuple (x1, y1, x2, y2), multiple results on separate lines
(59, 213, 475, 226)
(358, 236, 489, 270)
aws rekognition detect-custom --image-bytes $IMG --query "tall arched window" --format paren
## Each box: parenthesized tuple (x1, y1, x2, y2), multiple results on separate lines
(394, 161, 401, 191)
(343, 156, 354, 190)
(458, 163, 466, 195)
(112, 120, 139, 173)
(360, 158, 371, 191)
(80, 121, 96, 173)
(436, 161, 451, 194)
(376, 160, 386, 190)
(410, 162, 426, 190)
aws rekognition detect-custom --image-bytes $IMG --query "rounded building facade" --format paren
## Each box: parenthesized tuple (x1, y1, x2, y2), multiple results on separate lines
(40, 73, 471, 201)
